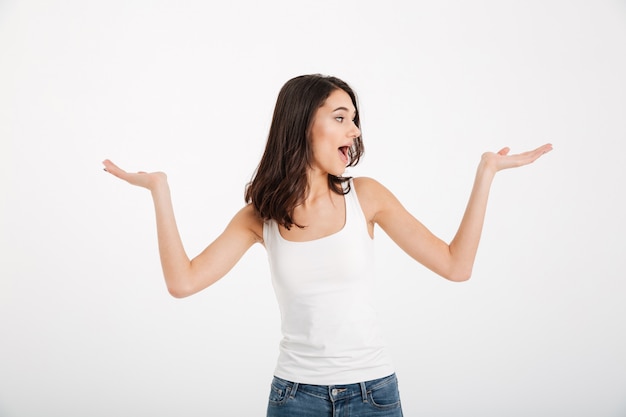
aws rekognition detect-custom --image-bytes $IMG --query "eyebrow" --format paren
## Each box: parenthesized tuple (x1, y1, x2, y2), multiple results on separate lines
(332, 106, 356, 116)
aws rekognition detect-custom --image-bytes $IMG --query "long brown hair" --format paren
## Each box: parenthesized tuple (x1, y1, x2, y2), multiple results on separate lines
(245, 74, 364, 229)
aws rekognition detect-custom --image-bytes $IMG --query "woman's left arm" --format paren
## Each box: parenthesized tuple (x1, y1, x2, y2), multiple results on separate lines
(359, 143, 553, 282)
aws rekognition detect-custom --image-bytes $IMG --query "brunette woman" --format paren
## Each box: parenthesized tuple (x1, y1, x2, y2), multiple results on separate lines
(103, 74, 552, 416)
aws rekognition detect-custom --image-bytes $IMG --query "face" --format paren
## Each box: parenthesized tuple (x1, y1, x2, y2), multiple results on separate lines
(309, 89, 361, 177)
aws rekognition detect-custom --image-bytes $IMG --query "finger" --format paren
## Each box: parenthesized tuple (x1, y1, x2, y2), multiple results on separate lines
(102, 159, 129, 179)
(102, 159, 120, 174)
(539, 143, 553, 153)
(512, 144, 553, 166)
(497, 147, 510, 156)
(526, 144, 553, 160)
(528, 143, 553, 156)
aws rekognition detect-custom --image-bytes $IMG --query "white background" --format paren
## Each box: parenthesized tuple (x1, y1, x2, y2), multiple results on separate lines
(1, 1, 625, 416)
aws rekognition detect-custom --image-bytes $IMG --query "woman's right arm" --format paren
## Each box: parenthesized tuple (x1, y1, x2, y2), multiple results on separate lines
(102, 160, 263, 298)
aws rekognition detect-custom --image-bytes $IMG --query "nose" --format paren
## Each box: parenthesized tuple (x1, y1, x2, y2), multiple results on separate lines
(350, 122, 361, 139)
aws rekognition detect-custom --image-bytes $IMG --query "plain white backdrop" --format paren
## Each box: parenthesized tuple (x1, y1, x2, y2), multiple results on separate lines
(1, 1, 625, 416)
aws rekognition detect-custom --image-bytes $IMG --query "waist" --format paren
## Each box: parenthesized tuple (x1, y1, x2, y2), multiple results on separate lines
(271, 373, 399, 400)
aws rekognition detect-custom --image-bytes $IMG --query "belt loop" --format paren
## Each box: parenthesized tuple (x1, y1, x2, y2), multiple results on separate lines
(360, 381, 367, 402)
(289, 382, 299, 399)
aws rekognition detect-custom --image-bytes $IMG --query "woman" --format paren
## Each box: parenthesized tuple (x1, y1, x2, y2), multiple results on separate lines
(103, 74, 552, 416)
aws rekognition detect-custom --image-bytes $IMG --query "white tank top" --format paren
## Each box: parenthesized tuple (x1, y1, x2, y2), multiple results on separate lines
(263, 179, 394, 385)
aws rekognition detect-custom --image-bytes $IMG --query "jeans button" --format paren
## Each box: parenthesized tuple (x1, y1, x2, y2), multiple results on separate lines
(332, 388, 338, 396)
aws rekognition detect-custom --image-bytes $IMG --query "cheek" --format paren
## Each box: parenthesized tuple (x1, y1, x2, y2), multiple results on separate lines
(311, 124, 333, 149)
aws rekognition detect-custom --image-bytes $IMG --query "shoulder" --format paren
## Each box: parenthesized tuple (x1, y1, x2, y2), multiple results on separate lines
(353, 176, 396, 200)
(352, 177, 400, 222)
(353, 176, 385, 202)
(229, 204, 264, 244)
(353, 176, 384, 193)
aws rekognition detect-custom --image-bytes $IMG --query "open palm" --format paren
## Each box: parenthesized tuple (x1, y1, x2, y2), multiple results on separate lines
(102, 159, 167, 191)
(481, 143, 553, 173)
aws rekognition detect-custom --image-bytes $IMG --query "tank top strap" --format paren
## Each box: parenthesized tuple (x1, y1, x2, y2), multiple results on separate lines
(344, 178, 369, 236)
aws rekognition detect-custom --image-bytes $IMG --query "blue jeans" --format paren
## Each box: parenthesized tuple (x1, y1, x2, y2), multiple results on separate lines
(266, 373, 403, 417)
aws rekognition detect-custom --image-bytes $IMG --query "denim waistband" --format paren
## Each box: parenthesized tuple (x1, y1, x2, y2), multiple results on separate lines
(272, 373, 397, 402)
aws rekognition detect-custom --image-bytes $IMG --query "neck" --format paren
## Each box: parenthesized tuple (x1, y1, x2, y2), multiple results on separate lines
(304, 170, 332, 205)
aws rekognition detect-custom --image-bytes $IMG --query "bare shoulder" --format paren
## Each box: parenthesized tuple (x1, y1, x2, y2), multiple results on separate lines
(353, 177, 397, 200)
(353, 176, 386, 193)
(353, 177, 399, 222)
(229, 204, 264, 244)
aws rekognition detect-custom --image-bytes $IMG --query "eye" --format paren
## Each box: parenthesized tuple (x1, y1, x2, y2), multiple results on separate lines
(335, 116, 344, 122)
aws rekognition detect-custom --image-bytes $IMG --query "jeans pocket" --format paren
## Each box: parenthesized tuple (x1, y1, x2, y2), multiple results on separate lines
(368, 376, 401, 410)
(268, 377, 291, 406)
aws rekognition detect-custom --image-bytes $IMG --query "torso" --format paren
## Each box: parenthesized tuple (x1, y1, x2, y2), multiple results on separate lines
(262, 177, 394, 384)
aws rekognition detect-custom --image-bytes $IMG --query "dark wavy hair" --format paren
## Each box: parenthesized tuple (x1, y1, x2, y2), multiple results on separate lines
(245, 74, 364, 229)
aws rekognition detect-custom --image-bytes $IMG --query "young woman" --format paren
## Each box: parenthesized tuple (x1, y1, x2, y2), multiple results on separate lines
(103, 74, 552, 416)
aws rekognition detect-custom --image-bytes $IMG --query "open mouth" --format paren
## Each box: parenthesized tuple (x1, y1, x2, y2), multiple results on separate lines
(338, 146, 350, 165)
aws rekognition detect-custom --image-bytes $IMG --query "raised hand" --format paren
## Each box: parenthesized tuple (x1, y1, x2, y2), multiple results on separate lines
(102, 159, 167, 191)
(480, 143, 553, 173)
